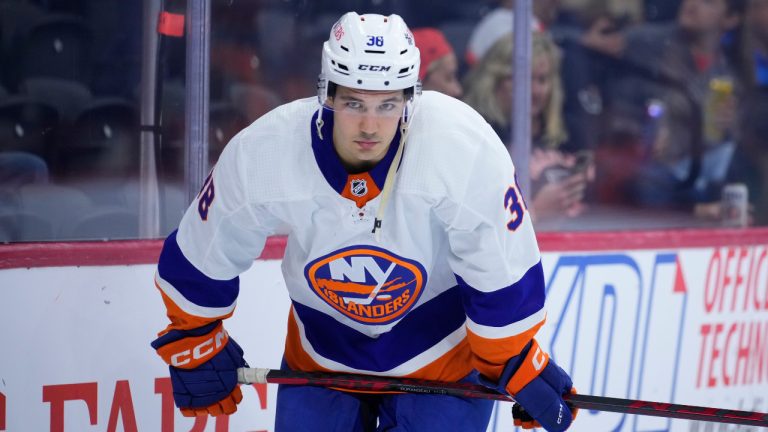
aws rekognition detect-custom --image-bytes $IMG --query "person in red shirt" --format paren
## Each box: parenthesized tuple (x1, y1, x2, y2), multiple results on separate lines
(411, 28, 463, 98)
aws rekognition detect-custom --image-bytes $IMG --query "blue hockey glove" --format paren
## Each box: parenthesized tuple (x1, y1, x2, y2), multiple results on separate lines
(512, 360, 578, 431)
(480, 339, 577, 431)
(151, 320, 247, 416)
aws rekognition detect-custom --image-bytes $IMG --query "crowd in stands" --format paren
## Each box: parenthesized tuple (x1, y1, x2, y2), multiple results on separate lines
(0, 0, 766, 241)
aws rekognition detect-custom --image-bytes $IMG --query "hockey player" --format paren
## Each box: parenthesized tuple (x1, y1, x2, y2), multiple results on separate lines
(151, 11, 577, 431)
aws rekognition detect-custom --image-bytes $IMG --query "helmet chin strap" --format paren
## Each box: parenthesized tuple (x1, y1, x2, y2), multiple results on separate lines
(371, 94, 416, 242)
(315, 108, 325, 140)
(315, 76, 328, 140)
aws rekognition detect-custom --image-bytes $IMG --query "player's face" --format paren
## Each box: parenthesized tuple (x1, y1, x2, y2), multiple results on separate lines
(329, 86, 405, 172)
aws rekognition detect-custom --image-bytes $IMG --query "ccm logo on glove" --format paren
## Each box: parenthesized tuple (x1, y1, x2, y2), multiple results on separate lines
(171, 329, 227, 367)
(155, 323, 230, 368)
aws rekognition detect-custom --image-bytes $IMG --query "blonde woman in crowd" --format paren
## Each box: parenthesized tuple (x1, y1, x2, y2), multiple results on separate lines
(463, 31, 592, 224)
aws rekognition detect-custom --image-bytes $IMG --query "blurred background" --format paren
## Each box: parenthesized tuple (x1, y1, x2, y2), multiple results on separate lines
(0, 0, 765, 241)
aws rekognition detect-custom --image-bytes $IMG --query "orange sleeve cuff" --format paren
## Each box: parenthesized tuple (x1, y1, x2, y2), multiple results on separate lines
(156, 283, 233, 334)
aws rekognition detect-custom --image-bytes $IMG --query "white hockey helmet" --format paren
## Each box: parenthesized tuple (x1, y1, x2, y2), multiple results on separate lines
(317, 12, 421, 104)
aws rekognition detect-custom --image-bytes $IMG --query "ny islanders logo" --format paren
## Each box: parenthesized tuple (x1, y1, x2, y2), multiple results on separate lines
(304, 245, 427, 324)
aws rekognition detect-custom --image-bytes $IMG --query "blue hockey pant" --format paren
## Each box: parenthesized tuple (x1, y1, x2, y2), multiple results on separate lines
(275, 382, 494, 431)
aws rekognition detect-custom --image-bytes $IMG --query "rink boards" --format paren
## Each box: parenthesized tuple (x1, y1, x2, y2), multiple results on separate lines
(1, 229, 767, 431)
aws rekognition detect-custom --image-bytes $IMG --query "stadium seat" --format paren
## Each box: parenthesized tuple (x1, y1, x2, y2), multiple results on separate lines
(17, 183, 93, 239)
(47, 0, 88, 15)
(0, 1, 45, 88)
(0, 150, 50, 187)
(20, 77, 93, 124)
(0, 95, 60, 158)
(122, 179, 189, 237)
(228, 83, 282, 122)
(0, 210, 54, 242)
(209, 101, 248, 162)
(64, 206, 139, 240)
(0, 221, 11, 242)
(64, 177, 130, 207)
(19, 13, 92, 83)
(56, 98, 138, 178)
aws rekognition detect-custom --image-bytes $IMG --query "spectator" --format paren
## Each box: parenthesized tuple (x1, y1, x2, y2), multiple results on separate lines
(465, 0, 544, 66)
(411, 27, 463, 98)
(604, 0, 746, 210)
(463, 32, 592, 223)
(728, 0, 768, 223)
(466, 1, 628, 154)
(465, 0, 626, 64)
(560, 0, 645, 24)
(742, 0, 768, 87)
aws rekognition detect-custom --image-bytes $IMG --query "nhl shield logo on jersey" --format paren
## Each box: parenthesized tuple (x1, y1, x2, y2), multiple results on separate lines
(350, 179, 367, 197)
(304, 245, 427, 324)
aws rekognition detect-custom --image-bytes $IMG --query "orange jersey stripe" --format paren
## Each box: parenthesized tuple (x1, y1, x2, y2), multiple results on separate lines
(284, 309, 474, 383)
(404, 336, 474, 382)
(284, 306, 332, 373)
(466, 319, 545, 381)
(330, 342, 475, 395)
(156, 282, 234, 335)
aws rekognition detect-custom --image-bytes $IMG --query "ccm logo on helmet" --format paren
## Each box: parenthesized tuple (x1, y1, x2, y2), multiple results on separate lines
(358, 65, 391, 72)
(171, 329, 228, 367)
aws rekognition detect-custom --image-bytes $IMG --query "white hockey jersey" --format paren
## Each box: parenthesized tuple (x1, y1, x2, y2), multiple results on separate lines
(155, 91, 547, 384)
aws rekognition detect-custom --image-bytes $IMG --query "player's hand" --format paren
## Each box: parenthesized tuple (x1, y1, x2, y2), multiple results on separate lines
(151, 320, 247, 416)
(512, 359, 578, 431)
(512, 388, 578, 430)
(479, 339, 577, 431)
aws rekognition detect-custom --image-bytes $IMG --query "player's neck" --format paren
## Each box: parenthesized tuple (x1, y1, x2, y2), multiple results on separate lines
(336, 155, 379, 174)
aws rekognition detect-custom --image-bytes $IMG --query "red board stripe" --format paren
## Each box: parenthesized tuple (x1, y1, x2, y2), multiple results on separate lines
(1, 229, 767, 270)
(536, 227, 768, 251)
(0, 237, 287, 270)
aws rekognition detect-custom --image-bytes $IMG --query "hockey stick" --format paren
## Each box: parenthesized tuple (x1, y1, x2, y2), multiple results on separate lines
(237, 367, 768, 427)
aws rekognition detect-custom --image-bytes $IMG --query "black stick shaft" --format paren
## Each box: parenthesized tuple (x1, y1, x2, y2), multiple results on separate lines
(568, 394, 768, 427)
(237, 368, 768, 427)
